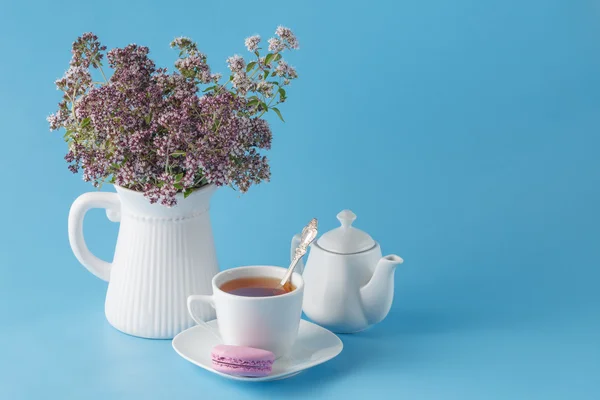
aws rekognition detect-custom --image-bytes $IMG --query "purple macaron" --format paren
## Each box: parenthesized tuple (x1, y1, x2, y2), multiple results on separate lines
(211, 344, 275, 377)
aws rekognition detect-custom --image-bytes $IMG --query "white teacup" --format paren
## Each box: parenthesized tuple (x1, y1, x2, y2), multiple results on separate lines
(187, 265, 304, 358)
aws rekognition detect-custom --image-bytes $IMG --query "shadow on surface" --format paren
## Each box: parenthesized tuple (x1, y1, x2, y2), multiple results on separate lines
(207, 299, 549, 396)
(207, 319, 416, 396)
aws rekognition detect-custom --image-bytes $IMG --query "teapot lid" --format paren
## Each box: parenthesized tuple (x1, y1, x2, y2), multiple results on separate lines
(317, 210, 376, 254)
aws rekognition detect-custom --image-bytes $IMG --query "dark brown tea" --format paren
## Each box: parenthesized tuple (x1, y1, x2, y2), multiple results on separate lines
(219, 277, 295, 297)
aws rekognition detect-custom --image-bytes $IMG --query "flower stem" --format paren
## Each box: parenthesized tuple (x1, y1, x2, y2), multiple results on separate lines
(98, 65, 108, 83)
(216, 53, 261, 95)
(257, 96, 279, 118)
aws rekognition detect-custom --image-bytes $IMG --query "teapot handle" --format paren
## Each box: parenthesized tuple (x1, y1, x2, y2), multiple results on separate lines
(68, 192, 121, 282)
(290, 233, 305, 275)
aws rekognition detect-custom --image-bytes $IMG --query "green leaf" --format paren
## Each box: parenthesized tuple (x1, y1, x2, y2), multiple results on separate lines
(260, 102, 269, 112)
(203, 86, 216, 92)
(80, 117, 91, 128)
(246, 61, 256, 72)
(170, 151, 186, 158)
(265, 53, 275, 65)
(174, 173, 184, 182)
(174, 183, 183, 190)
(184, 188, 194, 198)
(274, 53, 282, 61)
(278, 87, 286, 99)
(247, 98, 260, 107)
(272, 107, 285, 122)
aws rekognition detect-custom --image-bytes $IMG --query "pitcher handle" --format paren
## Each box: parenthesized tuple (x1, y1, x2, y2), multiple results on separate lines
(68, 192, 121, 282)
(291, 233, 305, 275)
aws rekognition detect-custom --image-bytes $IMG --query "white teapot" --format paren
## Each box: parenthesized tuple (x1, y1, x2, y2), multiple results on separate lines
(292, 209, 403, 333)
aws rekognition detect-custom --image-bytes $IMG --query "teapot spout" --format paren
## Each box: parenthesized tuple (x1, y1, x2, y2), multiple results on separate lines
(359, 254, 404, 325)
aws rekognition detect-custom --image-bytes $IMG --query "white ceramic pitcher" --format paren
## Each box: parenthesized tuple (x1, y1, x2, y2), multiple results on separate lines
(68, 184, 219, 339)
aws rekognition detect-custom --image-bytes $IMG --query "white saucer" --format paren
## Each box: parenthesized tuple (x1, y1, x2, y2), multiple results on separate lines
(172, 319, 343, 382)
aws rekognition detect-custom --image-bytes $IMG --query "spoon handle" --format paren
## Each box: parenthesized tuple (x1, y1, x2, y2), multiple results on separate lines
(280, 218, 318, 288)
(280, 248, 307, 288)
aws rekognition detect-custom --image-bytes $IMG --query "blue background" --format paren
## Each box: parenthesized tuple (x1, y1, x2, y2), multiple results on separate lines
(1, 0, 599, 398)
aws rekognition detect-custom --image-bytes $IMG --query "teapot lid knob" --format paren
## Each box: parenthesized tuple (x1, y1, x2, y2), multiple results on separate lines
(317, 209, 376, 254)
(337, 209, 357, 228)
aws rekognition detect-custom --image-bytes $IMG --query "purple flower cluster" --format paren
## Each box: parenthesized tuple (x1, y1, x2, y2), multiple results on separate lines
(49, 27, 299, 206)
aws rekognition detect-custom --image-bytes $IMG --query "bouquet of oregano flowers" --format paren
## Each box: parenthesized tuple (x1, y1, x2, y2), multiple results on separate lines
(48, 27, 299, 206)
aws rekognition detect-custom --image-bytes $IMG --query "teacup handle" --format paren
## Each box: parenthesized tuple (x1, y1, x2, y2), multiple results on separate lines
(68, 192, 121, 282)
(187, 295, 221, 340)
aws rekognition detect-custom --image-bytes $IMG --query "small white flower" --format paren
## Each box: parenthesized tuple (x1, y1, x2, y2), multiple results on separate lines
(227, 55, 246, 73)
(275, 60, 297, 79)
(171, 37, 192, 48)
(232, 72, 252, 95)
(275, 26, 299, 49)
(256, 81, 274, 98)
(268, 38, 285, 53)
(244, 35, 261, 52)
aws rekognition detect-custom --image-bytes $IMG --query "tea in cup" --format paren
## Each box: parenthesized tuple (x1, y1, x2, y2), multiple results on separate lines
(219, 276, 295, 297)
(187, 265, 304, 358)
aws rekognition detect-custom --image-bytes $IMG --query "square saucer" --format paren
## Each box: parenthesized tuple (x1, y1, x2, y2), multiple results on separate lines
(172, 319, 343, 381)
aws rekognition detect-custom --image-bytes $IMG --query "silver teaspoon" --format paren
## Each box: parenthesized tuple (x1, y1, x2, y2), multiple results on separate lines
(280, 218, 318, 289)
